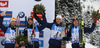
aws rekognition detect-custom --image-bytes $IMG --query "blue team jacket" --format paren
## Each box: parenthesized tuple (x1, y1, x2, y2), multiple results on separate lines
(34, 15, 62, 47)
(0, 17, 16, 44)
(23, 16, 47, 47)
(67, 23, 96, 47)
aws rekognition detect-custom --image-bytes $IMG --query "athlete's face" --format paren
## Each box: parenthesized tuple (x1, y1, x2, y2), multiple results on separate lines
(73, 20, 79, 26)
(28, 19, 33, 25)
(10, 21, 16, 26)
(56, 18, 62, 24)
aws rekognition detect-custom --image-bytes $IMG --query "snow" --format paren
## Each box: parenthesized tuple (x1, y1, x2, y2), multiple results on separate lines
(66, 42, 98, 48)
(66, 41, 72, 48)
(66, 38, 98, 48)
(85, 43, 98, 48)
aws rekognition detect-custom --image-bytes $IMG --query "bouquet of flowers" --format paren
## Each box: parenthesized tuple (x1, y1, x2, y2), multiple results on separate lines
(15, 35, 28, 47)
(91, 10, 100, 20)
(33, 3, 45, 14)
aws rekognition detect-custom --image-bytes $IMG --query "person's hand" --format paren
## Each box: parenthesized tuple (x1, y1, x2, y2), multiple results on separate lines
(41, 11, 44, 15)
(33, 9, 37, 17)
(15, 44, 19, 48)
(41, 11, 45, 16)
(93, 18, 97, 24)
(62, 37, 67, 41)
(1, 12, 5, 16)
(0, 10, 7, 16)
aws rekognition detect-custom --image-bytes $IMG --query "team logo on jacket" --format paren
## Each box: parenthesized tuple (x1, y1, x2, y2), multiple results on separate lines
(72, 27, 79, 43)
(51, 24, 61, 38)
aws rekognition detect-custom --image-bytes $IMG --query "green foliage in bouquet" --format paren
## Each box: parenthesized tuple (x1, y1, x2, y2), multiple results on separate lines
(33, 3, 45, 14)
(15, 35, 28, 47)
(91, 10, 100, 20)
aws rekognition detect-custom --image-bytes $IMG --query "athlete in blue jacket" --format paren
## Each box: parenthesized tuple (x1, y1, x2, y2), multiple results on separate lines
(34, 13, 63, 48)
(0, 12, 19, 48)
(23, 12, 47, 48)
(63, 16, 96, 48)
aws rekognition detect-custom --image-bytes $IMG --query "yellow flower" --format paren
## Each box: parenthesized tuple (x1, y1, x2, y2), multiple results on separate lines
(20, 38, 22, 40)
(22, 41, 25, 44)
(17, 35, 20, 37)
(20, 41, 22, 43)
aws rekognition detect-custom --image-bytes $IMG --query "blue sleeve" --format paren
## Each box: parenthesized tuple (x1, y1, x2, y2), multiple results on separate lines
(46, 23, 53, 29)
(84, 23, 96, 33)
(37, 16, 47, 32)
(35, 15, 54, 29)
(0, 17, 8, 33)
(34, 13, 54, 29)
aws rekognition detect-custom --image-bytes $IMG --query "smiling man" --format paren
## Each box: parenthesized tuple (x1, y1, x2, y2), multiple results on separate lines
(63, 16, 96, 48)
(0, 11, 19, 48)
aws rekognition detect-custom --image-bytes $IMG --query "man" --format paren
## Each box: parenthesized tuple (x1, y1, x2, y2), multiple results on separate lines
(34, 13, 63, 48)
(0, 11, 19, 48)
(23, 12, 47, 48)
(63, 16, 96, 48)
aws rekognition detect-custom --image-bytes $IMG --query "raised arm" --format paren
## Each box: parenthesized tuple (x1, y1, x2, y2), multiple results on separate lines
(37, 15, 47, 31)
(33, 13, 43, 25)
(34, 11, 53, 29)
(0, 16, 8, 33)
(84, 23, 96, 33)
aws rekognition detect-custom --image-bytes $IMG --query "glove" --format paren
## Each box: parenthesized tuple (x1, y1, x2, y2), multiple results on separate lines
(34, 12, 37, 17)
(65, 28, 68, 34)
(94, 18, 97, 24)
(33, 8, 37, 17)
(41, 11, 45, 17)
(62, 37, 68, 41)
(32, 30, 35, 35)
(0, 12, 5, 16)
(61, 15, 65, 17)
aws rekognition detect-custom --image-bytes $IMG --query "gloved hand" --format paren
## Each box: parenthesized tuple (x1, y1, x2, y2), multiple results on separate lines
(62, 37, 68, 41)
(94, 18, 97, 24)
(61, 15, 65, 17)
(0, 12, 5, 17)
(32, 30, 35, 35)
(41, 11, 45, 17)
(33, 8, 37, 17)
(65, 28, 68, 34)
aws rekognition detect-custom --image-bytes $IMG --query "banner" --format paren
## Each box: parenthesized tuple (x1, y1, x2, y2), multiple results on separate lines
(0, 0, 9, 7)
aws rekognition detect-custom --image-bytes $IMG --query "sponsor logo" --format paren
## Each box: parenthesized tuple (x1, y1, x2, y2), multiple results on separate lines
(39, 40, 43, 47)
(39, 31, 43, 38)
(3, 20, 10, 27)
(20, 21, 25, 27)
(0, 0, 9, 7)
(0, 11, 12, 18)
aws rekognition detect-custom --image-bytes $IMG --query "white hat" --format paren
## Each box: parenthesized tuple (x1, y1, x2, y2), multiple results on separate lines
(10, 17, 16, 22)
(56, 15, 62, 20)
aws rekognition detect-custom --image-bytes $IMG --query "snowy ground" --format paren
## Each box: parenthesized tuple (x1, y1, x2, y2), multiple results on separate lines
(66, 42, 98, 48)
(66, 38, 98, 48)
